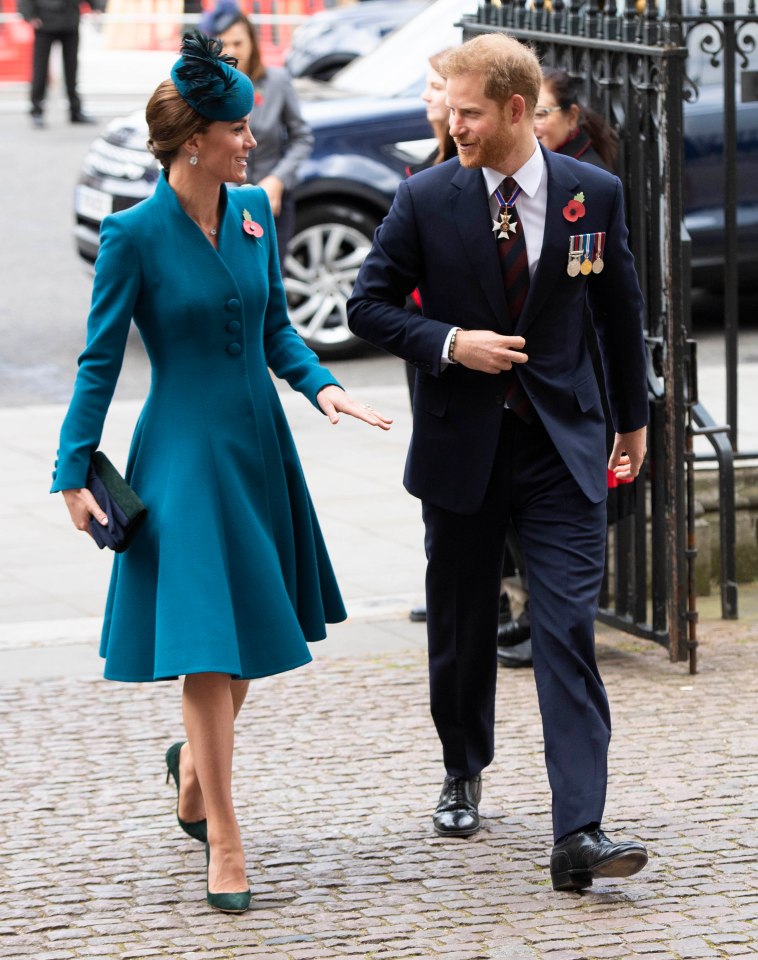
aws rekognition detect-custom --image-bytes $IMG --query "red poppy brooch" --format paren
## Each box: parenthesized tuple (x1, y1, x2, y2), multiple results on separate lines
(242, 208, 264, 239)
(563, 192, 586, 223)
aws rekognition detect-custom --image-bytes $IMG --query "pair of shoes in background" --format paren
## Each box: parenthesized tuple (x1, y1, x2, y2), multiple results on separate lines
(497, 599, 532, 668)
(411, 587, 520, 628)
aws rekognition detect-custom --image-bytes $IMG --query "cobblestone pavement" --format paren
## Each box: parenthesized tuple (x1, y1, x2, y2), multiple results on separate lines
(1, 618, 756, 960)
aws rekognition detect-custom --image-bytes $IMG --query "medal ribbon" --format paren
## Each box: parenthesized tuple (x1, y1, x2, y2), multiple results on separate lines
(494, 182, 523, 212)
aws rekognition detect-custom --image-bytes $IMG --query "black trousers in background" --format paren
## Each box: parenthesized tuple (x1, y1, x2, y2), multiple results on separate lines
(423, 410, 611, 841)
(30, 27, 81, 118)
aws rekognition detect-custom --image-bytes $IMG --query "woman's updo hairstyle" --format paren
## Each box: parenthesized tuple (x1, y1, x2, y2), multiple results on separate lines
(146, 80, 211, 171)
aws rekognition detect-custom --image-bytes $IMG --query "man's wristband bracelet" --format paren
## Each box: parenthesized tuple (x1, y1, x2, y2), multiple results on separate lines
(448, 328, 459, 363)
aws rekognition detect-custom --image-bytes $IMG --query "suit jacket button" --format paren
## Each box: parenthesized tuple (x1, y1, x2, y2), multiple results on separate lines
(494, 394, 504, 405)
(225, 298, 241, 312)
(227, 342, 242, 356)
(226, 320, 241, 333)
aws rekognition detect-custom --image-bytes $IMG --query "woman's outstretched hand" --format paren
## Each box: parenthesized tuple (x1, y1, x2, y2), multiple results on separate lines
(317, 385, 393, 430)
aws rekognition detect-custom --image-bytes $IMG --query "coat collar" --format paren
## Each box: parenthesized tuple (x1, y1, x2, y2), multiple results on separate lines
(153, 170, 231, 235)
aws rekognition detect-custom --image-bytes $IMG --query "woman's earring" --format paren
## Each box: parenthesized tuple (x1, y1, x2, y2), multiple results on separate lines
(189, 154, 199, 166)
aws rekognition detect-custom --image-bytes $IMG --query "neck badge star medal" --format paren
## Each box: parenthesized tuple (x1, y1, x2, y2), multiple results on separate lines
(493, 206, 518, 240)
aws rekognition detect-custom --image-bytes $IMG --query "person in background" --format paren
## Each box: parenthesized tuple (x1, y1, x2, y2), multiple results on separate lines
(52, 33, 390, 915)
(19, 0, 105, 129)
(201, 1, 313, 269)
(499, 65, 624, 669)
(535, 66, 618, 171)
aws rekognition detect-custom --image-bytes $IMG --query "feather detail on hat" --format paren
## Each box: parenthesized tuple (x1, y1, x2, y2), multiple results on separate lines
(170, 30, 254, 120)
(173, 32, 239, 110)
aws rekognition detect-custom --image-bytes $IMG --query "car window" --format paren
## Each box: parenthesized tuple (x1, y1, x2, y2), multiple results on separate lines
(330, 0, 476, 97)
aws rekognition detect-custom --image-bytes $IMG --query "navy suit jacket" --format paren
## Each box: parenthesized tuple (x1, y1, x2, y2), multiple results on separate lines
(347, 145, 648, 514)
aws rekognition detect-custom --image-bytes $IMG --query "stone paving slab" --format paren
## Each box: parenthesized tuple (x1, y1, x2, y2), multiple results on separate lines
(1, 620, 756, 960)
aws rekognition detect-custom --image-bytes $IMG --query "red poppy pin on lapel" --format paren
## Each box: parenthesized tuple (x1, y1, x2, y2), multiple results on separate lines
(563, 192, 586, 223)
(242, 208, 264, 238)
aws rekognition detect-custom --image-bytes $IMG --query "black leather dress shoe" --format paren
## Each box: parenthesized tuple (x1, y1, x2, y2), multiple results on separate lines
(497, 637, 533, 668)
(497, 597, 530, 645)
(550, 827, 648, 891)
(432, 775, 482, 837)
(70, 112, 96, 124)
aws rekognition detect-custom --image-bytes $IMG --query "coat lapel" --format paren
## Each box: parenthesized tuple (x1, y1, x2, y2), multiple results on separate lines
(449, 164, 508, 329)
(516, 147, 581, 334)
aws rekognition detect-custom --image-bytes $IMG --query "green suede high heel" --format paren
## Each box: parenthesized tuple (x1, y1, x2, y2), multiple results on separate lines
(205, 842, 251, 914)
(165, 742, 208, 844)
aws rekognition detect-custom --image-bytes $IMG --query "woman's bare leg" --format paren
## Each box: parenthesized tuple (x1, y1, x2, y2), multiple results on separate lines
(182, 672, 248, 893)
(177, 679, 250, 823)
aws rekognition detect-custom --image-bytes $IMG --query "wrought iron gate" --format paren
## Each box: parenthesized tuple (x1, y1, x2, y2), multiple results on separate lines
(461, 0, 758, 670)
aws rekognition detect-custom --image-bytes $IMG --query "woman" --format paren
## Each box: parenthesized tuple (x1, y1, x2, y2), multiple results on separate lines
(535, 66, 618, 171)
(52, 33, 390, 914)
(406, 49, 457, 181)
(202, 1, 313, 268)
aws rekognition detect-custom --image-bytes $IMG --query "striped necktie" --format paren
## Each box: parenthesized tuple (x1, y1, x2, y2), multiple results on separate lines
(497, 176, 534, 422)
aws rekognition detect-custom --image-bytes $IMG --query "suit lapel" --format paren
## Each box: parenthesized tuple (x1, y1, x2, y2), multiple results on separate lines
(516, 147, 581, 334)
(449, 165, 508, 329)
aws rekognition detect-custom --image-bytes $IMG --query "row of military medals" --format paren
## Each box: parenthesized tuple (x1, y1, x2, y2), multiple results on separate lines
(568, 232, 605, 276)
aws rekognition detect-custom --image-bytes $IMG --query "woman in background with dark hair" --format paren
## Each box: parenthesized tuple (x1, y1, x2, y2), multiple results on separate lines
(535, 66, 619, 171)
(202, 1, 313, 268)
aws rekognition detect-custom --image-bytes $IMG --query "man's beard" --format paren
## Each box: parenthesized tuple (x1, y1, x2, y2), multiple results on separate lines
(455, 122, 516, 169)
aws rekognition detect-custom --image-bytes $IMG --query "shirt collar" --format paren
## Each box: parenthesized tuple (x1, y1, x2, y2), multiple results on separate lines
(483, 139, 544, 200)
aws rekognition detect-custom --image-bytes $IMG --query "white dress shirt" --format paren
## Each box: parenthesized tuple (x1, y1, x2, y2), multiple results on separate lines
(443, 139, 548, 361)
(483, 139, 547, 281)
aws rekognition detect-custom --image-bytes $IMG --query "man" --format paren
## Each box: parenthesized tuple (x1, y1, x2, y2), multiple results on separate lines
(19, 0, 103, 128)
(347, 34, 649, 892)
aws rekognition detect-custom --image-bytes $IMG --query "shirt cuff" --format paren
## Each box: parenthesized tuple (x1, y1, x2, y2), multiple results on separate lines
(441, 327, 460, 366)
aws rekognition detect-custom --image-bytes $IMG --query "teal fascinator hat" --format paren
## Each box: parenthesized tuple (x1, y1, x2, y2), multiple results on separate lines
(171, 31, 254, 121)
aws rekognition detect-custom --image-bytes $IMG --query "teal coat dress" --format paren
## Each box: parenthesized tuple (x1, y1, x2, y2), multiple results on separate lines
(51, 172, 347, 682)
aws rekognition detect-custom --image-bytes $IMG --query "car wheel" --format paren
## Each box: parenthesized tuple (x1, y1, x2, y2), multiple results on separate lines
(284, 203, 380, 359)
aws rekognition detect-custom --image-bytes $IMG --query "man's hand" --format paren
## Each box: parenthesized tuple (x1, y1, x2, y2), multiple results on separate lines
(453, 330, 528, 374)
(608, 426, 647, 480)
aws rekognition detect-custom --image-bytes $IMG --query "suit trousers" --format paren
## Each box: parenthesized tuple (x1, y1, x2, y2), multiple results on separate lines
(30, 28, 81, 117)
(422, 409, 611, 841)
